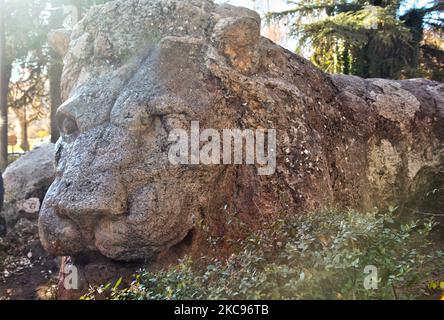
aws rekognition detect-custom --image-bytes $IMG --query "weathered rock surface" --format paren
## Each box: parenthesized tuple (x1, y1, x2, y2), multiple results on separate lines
(48, 29, 71, 58)
(3, 144, 55, 204)
(39, 0, 444, 268)
(2, 144, 55, 228)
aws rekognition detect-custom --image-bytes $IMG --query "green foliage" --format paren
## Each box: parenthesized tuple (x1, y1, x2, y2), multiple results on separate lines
(84, 208, 444, 300)
(2, 0, 114, 147)
(4, 0, 49, 64)
(271, 0, 444, 81)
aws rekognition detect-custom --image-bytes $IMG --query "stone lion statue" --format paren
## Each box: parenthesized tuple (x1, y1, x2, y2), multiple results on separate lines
(39, 0, 444, 264)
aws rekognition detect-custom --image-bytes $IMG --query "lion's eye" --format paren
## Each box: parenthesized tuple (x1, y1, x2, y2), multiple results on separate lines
(62, 117, 78, 135)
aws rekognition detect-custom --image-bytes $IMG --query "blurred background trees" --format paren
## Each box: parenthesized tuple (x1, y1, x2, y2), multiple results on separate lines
(270, 0, 444, 80)
(0, 0, 111, 169)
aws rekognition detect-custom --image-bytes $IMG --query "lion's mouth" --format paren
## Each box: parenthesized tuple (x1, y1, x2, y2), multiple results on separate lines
(39, 168, 196, 262)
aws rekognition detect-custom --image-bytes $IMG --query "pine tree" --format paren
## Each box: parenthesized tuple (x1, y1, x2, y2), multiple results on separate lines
(272, 0, 444, 80)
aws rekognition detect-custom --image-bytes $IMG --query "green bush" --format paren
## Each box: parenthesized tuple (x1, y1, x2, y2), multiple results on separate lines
(83, 208, 444, 300)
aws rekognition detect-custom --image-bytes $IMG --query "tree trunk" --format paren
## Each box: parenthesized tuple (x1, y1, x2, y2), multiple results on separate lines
(0, 0, 10, 170)
(12, 106, 30, 152)
(20, 106, 29, 152)
(49, 53, 62, 143)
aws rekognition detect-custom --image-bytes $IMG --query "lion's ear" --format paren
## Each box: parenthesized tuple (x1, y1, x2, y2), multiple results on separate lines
(48, 29, 72, 58)
(212, 7, 262, 76)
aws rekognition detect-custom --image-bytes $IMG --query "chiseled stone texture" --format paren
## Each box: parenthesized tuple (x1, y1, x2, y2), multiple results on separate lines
(39, 0, 444, 263)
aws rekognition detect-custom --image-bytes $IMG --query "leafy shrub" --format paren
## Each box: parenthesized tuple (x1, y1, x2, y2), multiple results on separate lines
(83, 208, 444, 300)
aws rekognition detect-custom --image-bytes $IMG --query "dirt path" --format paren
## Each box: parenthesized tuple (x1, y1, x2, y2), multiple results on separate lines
(0, 217, 59, 300)
(0, 258, 58, 300)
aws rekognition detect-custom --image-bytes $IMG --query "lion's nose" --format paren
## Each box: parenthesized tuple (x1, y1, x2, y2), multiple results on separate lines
(39, 204, 84, 256)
